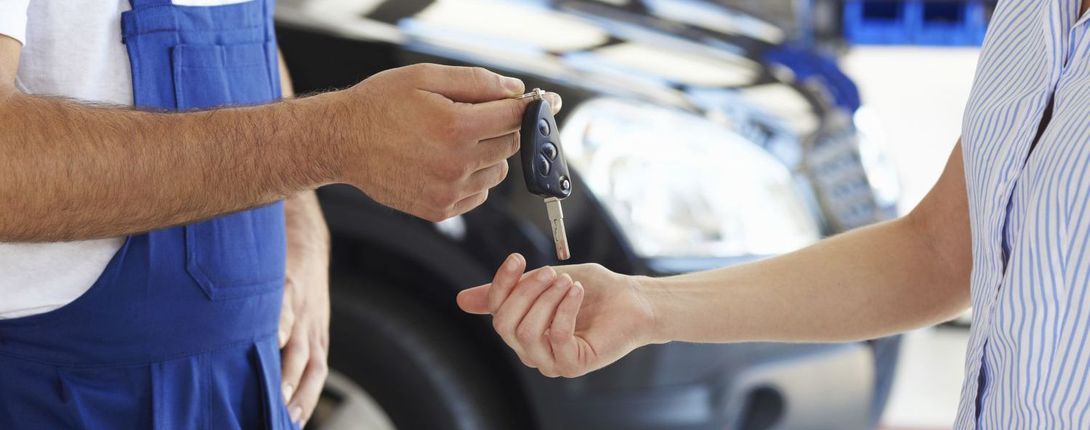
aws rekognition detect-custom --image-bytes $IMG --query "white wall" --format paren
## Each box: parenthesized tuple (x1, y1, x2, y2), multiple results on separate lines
(841, 47, 981, 212)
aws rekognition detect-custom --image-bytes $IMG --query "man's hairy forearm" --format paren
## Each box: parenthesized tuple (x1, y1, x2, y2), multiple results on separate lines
(644, 216, 972, 344)
(0, 91, 344, 241)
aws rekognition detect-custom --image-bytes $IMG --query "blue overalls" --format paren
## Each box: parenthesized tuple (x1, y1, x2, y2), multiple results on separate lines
(0, 0, 295, 428)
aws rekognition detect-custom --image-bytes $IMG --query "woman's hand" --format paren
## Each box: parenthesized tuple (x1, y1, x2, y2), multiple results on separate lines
(457, 254, 659, 378)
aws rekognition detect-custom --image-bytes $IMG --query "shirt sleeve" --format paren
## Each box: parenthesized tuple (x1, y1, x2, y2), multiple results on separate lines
(0, 0, 30, 45)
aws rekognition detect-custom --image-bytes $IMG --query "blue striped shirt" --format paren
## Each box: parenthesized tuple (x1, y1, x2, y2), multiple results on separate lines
(956, 0, 1090, 427)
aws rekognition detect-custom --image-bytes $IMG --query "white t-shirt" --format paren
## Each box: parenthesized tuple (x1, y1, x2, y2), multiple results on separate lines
(1, 0, 260, 316)
(0, 0, 132, 319)
(0, 0, 251, 318)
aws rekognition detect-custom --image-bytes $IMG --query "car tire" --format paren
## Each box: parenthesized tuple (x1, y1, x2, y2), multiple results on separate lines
(327, 275, 526, 430)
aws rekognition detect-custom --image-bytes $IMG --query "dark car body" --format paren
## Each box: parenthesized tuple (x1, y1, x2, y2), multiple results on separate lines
(274, 1, 900, 429)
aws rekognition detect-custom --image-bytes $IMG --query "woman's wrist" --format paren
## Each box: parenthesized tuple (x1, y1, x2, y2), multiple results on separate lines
(633, 275, 675, 345)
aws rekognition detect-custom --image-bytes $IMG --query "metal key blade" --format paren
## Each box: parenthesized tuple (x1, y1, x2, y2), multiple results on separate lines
(544, 197, 570, 261)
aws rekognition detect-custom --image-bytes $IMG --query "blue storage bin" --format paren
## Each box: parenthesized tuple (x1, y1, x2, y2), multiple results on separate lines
(915, 1, 988, 45)
(844, 0, 918, 45)
(843, 0, 988, 46)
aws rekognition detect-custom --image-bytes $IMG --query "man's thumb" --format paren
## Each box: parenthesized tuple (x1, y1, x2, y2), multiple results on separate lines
(457, 284, 492, 314)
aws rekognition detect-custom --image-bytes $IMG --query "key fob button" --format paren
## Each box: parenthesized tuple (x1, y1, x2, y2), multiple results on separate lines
(538, 118, 551, 136)
(536, 155, 551, 176)
(541, 142, 558, 160)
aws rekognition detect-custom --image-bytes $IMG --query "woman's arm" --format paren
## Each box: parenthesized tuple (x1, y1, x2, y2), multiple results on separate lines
(648, 142, 971, 343)
(458, 142, 971, 377)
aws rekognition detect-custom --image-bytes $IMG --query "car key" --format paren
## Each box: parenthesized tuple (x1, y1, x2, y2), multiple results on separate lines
(517, 88, 572, 261)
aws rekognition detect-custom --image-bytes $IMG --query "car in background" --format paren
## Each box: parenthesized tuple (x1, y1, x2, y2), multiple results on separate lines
(275, 0, 902, 429)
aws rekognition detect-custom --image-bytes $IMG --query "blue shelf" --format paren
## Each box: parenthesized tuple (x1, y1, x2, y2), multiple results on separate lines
(844, 0, 988, 46)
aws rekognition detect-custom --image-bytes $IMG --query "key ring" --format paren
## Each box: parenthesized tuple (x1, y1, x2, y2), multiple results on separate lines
(516, 88, 546, 101)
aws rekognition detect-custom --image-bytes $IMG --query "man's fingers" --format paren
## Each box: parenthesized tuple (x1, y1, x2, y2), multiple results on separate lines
(288, 344, 328, 426)
(457, 284, 492, 314)
(278, 296, 295, 348)
(459, 92, 562, 140)
(543, 92, 562, 114)
(280, 332, 309, 407)
(474, 133, 519, 170)
(414, 64, 525, 102)
(550, 281, 585, 375)
(468, 159, 510, 193)
(448, 190, 489, 218)
(487, 253, 527, 313)
(458, 98, 524, 140)
(516, 274, 574, 374)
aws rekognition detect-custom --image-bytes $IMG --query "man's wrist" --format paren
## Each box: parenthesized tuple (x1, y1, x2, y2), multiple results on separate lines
(278, 92, 350, 188)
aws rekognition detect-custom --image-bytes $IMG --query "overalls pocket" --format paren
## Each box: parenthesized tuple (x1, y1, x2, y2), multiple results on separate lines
(172, 42, 286, 301)
(172, 43, 276, 108)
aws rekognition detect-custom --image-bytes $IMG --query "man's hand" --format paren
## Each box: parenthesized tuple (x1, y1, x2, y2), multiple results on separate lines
(279, 192, 330, 427)
(456, 254, 658, 378)
(1, 57, 561, 241)
(337, 64, 561, 222)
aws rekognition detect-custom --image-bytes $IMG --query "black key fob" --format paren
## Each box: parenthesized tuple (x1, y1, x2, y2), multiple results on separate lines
(520, 91, 572, 199)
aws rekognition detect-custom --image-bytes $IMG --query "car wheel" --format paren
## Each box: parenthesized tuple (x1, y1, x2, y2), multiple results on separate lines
(324, 275, 527, 430)
(308, 370, 397, 430)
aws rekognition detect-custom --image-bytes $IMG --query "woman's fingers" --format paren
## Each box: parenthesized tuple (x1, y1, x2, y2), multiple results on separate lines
(515, 274, 574, 375)
(456, 284, 491, 314)
(487, 253, 527, 313)
(492, 266, 556, 363)
(549, 281, 585, 377)
(463, 256, 591, 375)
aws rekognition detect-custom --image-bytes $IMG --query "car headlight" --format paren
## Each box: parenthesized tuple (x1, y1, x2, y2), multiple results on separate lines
(560, 98, 821, 258)
(853, 106, 901, 214)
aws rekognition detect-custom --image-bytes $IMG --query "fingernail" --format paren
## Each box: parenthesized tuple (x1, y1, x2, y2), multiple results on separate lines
(536, 268, 556, 282)
(503, 77, 524, 95)
(282, 383, 294, 401)
(554, 274, 571, 289)
(503, 254, 519, 273)
(290, 405, 303, 423)
(570, 281, 583, 297)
